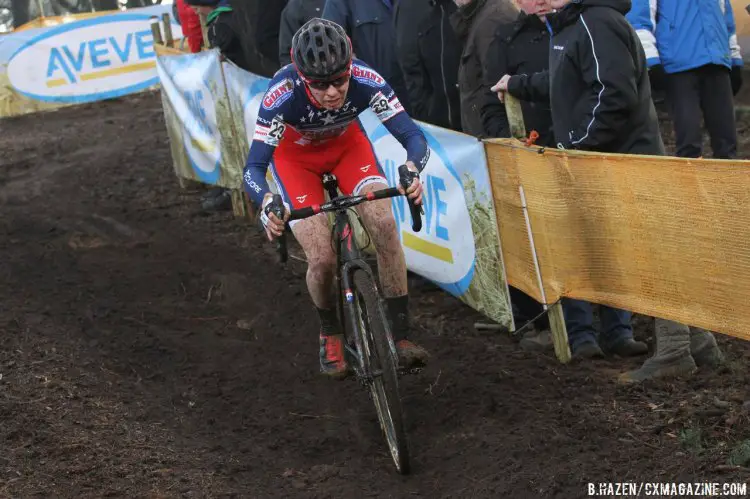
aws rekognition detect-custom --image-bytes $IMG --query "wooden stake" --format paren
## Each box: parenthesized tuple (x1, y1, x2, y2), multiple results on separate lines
(504, 94, 527, 140)
(198, 13, 211, 49)
(150, 16, 163, 46)
(161, 13, 174, 48)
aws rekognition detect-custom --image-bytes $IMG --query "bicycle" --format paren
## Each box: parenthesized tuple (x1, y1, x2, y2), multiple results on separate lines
(265, 164, 422, 475)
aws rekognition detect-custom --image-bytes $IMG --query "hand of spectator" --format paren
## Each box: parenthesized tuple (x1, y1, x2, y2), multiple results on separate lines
(490, 75, 512, 103)
(731, 66, 743, 96)
(648, 64, 667, 92)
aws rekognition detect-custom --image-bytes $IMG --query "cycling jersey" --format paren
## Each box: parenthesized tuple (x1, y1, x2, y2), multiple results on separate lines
(243, 59, 430, 207)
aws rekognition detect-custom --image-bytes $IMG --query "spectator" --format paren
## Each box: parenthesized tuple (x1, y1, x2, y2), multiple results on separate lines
(279, 0, 326, 67)
(175, 0, 204, 53)
(491, 0, 657, 359)
(186, 0, 248, 71)
(323, 0, 412, 113)
(481, 0, 553, 144)
(627, 0, 743, 159)
(451, 0, 518, 137)
(395, 0, 462, 130)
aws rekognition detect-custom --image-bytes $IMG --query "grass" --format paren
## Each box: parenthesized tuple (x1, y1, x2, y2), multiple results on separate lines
(460, 173, 513, 329)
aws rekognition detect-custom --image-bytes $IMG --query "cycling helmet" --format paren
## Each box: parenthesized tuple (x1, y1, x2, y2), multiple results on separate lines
(291, 18, 352, 82)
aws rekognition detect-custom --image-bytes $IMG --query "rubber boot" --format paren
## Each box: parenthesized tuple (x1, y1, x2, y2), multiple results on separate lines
(690, 328, 724, 368)
(618, 319, 696, 384)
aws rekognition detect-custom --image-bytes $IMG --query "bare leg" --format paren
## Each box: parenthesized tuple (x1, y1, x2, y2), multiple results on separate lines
(356, 182, 407, 298)
(291, 213, 337, 309)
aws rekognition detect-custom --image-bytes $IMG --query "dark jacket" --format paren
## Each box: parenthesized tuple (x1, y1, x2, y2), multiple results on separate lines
(323, 0, 412, 113)
(208, 1, 250, 71)
(507, 0, 664, 154)
(279, 0, 326, 66)
(482, 12, 553, 145)
(395, 0, 461, 130)
(451, 0, 518, 137)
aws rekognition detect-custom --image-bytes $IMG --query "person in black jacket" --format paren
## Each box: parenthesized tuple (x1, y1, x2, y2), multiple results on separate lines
(492, 0, 656, 360)
(278, 0, 325, 66)
(395, 0, 462, 131)
(186, 0, 248, 71)
(481, 0, 553, 144)
(493, 0, 663, 154)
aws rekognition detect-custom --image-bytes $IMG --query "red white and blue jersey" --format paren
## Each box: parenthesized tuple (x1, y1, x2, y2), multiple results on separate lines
(243, 59, 429, 206)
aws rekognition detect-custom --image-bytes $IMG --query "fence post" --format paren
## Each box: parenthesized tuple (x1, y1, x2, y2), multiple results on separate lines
(150, 16, 163, 46)
(504, 94, 571, 364)
(161, 13, 174, 47)
(199, 13, 211, 49)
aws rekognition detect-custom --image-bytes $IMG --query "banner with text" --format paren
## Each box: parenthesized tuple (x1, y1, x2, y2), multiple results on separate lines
(0, 5, 182, 118)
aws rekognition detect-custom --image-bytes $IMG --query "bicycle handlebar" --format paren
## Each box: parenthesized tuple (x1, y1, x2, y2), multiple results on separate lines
(267, 164, 424, 264)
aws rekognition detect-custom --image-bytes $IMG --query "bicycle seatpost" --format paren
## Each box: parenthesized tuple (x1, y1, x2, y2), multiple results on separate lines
(322, 173, 338, 200)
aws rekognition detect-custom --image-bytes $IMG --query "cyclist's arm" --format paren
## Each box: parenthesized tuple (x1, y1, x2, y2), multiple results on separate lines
(243, 77, 294, 206)
(368, 88, 430, 173)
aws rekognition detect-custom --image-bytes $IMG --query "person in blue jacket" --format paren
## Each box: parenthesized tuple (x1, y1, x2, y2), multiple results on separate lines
(627, 0, 743, 159)
(322, 0, 412, 113)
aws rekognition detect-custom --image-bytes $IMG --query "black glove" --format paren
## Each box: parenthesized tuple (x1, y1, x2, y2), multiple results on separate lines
(648, 64, 667, 92)
(731, 66, 743, 96)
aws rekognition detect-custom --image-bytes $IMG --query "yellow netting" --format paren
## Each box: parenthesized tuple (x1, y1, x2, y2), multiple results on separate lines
(486, 138, 750, 341)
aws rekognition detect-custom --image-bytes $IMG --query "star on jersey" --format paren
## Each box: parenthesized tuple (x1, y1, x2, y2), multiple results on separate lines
(295, 78, 302, 86)
(321, 114, 336, 125)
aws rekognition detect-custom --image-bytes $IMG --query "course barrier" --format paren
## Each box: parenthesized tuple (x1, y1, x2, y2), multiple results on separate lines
(155, 48, 514, 331)
(0, 5, 182, 118)
(487, 139, 750, 343)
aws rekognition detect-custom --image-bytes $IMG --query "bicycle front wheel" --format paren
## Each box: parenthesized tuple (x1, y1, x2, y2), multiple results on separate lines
(351, 269, 410, 474)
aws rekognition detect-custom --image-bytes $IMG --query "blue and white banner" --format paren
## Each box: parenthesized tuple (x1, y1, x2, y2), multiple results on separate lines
(0, 5, 181, 114)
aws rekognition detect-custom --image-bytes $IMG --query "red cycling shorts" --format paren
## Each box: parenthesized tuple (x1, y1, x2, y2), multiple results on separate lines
(269, 121, 387, 211)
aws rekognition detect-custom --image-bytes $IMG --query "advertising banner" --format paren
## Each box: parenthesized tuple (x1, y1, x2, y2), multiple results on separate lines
(0, 4, 182, 117)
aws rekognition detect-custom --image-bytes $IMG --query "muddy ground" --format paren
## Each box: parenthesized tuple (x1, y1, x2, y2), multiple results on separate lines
(2, 92, 750, 498)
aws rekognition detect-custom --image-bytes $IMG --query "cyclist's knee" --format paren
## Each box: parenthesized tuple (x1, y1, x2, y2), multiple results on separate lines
(307, 251, 336, 277)
(368, 212, 399, 246)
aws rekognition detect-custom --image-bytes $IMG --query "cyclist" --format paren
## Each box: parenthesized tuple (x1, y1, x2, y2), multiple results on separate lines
(243, 18, 431, 378)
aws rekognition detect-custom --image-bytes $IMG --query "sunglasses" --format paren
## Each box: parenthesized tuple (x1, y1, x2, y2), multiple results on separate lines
(306, 75, 350, 91)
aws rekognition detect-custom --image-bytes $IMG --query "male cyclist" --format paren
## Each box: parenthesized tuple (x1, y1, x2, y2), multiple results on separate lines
(243, 18, 431, 378)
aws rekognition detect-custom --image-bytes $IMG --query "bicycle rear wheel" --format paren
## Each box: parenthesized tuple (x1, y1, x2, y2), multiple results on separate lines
(351, 269, 410, 474)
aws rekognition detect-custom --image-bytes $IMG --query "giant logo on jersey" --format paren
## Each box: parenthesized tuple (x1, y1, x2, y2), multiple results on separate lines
(262, 78, 294, 110)
(352, 64, 385, 88)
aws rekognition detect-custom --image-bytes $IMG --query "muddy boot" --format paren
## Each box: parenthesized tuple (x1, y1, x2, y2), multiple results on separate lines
(690, 328, 724, 368)
(572, 341, 605, 360)
(618, 319, 696, 384)
(518, 328, 554, 353)
(604, 338, 649, 357)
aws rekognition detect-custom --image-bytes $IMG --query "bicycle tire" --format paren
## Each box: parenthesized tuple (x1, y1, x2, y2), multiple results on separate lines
(351, 269, 410, 474)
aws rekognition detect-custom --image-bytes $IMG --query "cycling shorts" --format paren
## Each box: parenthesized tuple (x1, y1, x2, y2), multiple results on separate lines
(269, 121, 387, 213)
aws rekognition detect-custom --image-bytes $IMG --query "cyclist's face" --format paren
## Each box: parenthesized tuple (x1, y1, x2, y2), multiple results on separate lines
(308, 77, 350, 110)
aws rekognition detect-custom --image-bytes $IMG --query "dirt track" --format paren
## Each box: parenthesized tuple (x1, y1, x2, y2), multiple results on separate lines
(2, 92, 750, 497)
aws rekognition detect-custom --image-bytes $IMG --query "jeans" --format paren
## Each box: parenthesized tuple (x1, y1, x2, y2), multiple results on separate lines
(562, 298, 633, 352)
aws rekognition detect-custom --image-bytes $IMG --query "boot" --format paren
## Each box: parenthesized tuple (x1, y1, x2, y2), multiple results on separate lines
(519, 328, 554, 353)
(618, 319, 696, 384)
(690, 328, 724, 368)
